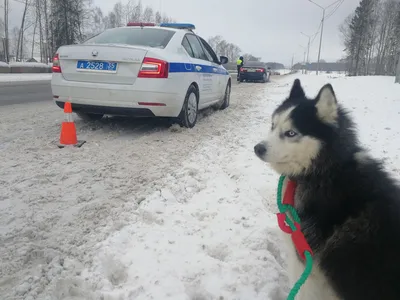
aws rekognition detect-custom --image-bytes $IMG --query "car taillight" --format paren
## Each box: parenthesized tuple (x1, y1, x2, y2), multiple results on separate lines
(52, 53, 61, 73)
(240, 67, 246, 72)
(256, 68, 264, 72)
(138, 57, 169, 78)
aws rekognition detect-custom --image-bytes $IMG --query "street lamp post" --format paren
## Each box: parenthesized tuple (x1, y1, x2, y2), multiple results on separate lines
(301, 32, 312, 73)
(396, 51, 400, 83)
(308, 0, 339, 75)
(299, 44, 307, 74)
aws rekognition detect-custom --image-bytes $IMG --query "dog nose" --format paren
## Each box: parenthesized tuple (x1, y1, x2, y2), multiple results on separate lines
(254, 143, 267, 156)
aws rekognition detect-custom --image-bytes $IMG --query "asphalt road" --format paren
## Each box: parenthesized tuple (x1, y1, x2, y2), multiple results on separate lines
(0, 73, 268, 107)
(0, 80, 52, 107)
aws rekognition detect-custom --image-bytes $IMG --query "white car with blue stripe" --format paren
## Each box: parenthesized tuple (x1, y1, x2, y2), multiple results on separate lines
(51, 22, 231, 128)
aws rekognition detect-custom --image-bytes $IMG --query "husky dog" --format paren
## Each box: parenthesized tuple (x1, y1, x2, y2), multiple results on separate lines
(254, 79, 400, 300)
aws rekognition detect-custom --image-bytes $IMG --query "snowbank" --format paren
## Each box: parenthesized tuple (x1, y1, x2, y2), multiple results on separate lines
(1, 74, 399, 299)
(9, 62, 51, 68)
(0, 73, 52, 82)
(274, 69, 292, 75)
(0, 61, 10, 68)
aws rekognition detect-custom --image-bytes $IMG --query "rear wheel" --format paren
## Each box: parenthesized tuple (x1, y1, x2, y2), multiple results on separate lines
(179, 85, 198, 128)
(262, 73, 268, 83)
(76, 112, 104, 121)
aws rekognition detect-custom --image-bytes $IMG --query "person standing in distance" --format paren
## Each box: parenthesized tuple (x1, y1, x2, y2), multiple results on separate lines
(236, 56, 244, 81)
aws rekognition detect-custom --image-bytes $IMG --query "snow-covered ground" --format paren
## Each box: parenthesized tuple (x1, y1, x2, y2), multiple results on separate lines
(0, 73, 52, 82)
(274, 69, 292, 75)
(1, 75, 399, 300)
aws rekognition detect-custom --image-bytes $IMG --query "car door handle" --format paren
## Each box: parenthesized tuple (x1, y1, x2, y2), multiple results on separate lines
(195, 65, 202, 71)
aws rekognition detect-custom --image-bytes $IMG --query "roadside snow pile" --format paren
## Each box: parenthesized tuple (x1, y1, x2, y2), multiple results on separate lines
(9, 62, 51, 68)
(275, 69, 292, 75)
(305, 71, 347, 78)
(1, 74, 399, 300)
(0, 73, 52, 82)
(0, 61, 10, 68)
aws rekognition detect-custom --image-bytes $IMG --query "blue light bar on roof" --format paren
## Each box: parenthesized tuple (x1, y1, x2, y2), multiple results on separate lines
(159, 23, 196, 30)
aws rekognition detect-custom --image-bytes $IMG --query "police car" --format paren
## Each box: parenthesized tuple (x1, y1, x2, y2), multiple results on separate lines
(51, 23, 231, 128)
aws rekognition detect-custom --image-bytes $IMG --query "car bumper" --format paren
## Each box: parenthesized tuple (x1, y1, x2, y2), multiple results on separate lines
(55, 101, 155, 117)
(51, 75, 184, 117)
(239, 72, 265, 80)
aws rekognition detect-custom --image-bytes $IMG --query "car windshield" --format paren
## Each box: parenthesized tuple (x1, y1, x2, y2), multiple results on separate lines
(84, 27, 175, 49)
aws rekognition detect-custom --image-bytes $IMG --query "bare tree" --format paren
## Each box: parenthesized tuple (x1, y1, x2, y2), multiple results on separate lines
(130, 0, 142, 22)
(142, 6, 154, 22)
(340, 0, 400, 76)
(8, 0, 178, 61)
(113, 2, 124, 27)
(4, 0, 9, 62)
(375, 0, 400, 75)
(154, 11, 161, 23)
(16, 0, 30, 61)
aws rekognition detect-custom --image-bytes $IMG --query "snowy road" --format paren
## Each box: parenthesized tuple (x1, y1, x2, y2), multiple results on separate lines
(1, 74, 399, 300)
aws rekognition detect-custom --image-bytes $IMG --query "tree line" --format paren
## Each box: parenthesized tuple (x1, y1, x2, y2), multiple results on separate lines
(340, 0, 400, 76)
(207, 35, 261, 64)
(0, 0, 260, 64)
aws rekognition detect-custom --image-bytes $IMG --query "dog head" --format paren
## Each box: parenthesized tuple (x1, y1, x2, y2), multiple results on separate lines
(254, 79, 339, 177)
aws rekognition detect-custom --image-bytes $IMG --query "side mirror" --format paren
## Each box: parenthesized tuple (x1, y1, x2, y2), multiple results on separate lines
(219, 56, 228, 65)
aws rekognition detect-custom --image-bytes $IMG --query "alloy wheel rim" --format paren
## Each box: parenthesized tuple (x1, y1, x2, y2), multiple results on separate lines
(187, 93, 197, 124)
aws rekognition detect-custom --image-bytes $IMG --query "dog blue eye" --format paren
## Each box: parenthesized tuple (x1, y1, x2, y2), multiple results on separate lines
(284, 130, 297, 137)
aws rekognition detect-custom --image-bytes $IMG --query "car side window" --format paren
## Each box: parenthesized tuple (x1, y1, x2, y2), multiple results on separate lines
(185, 34, 208, 61)
(197, 38, 214, 62)
(181, 36, 194, 58)
(198, 37, 219, 64)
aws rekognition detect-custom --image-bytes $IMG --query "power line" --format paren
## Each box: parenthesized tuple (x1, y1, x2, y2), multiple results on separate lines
(311, 21, 322, 44)
(309, 0, 344, 44)
(305, 0, 344, 66)
(325, 0, 344, 20)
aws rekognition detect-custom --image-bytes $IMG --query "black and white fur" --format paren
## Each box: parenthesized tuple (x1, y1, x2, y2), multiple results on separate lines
(254, 79, 400, 299)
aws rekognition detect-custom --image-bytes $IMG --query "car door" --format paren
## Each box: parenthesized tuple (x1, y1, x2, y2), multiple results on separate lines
(184, 34, 214, 105)
(198, 37, 226, 100)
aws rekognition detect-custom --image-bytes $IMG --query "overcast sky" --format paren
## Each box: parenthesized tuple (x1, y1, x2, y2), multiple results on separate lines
(97, 0, 359, 65)
(5, 0, 359, 65)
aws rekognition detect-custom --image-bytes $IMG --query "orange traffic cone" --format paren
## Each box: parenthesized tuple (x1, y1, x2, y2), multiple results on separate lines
(58, 101, 85, 148)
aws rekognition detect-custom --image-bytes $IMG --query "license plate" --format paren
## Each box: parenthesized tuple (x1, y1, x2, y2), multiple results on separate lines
(76, 60, 118, 73)
(247, 68, 256, 72)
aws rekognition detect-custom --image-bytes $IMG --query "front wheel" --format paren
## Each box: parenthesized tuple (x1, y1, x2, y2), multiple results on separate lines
(220, 82, 231, 110)
(178, 85, 198, 128)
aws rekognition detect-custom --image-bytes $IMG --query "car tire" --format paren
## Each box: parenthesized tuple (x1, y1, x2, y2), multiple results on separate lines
(179, 85, 198, 128)
(220, 81, 231, 110)
(76, 112, 104, 121)
(262, 73, 268, 83)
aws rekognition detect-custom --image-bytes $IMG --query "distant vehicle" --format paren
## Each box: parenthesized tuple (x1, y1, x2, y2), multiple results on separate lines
(238, 61, 271, 83)
(51, 22, 230, 128)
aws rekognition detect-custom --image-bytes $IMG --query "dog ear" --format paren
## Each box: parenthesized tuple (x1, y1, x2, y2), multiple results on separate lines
(315, 84, 338, 124)
(289, 79, 305, 98)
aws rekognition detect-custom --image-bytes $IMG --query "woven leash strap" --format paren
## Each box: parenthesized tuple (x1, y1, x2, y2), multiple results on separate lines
(276, 175, 313, 300)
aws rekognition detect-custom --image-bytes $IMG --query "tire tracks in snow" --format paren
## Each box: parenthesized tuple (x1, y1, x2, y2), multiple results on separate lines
(0, 81, 272, 299)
